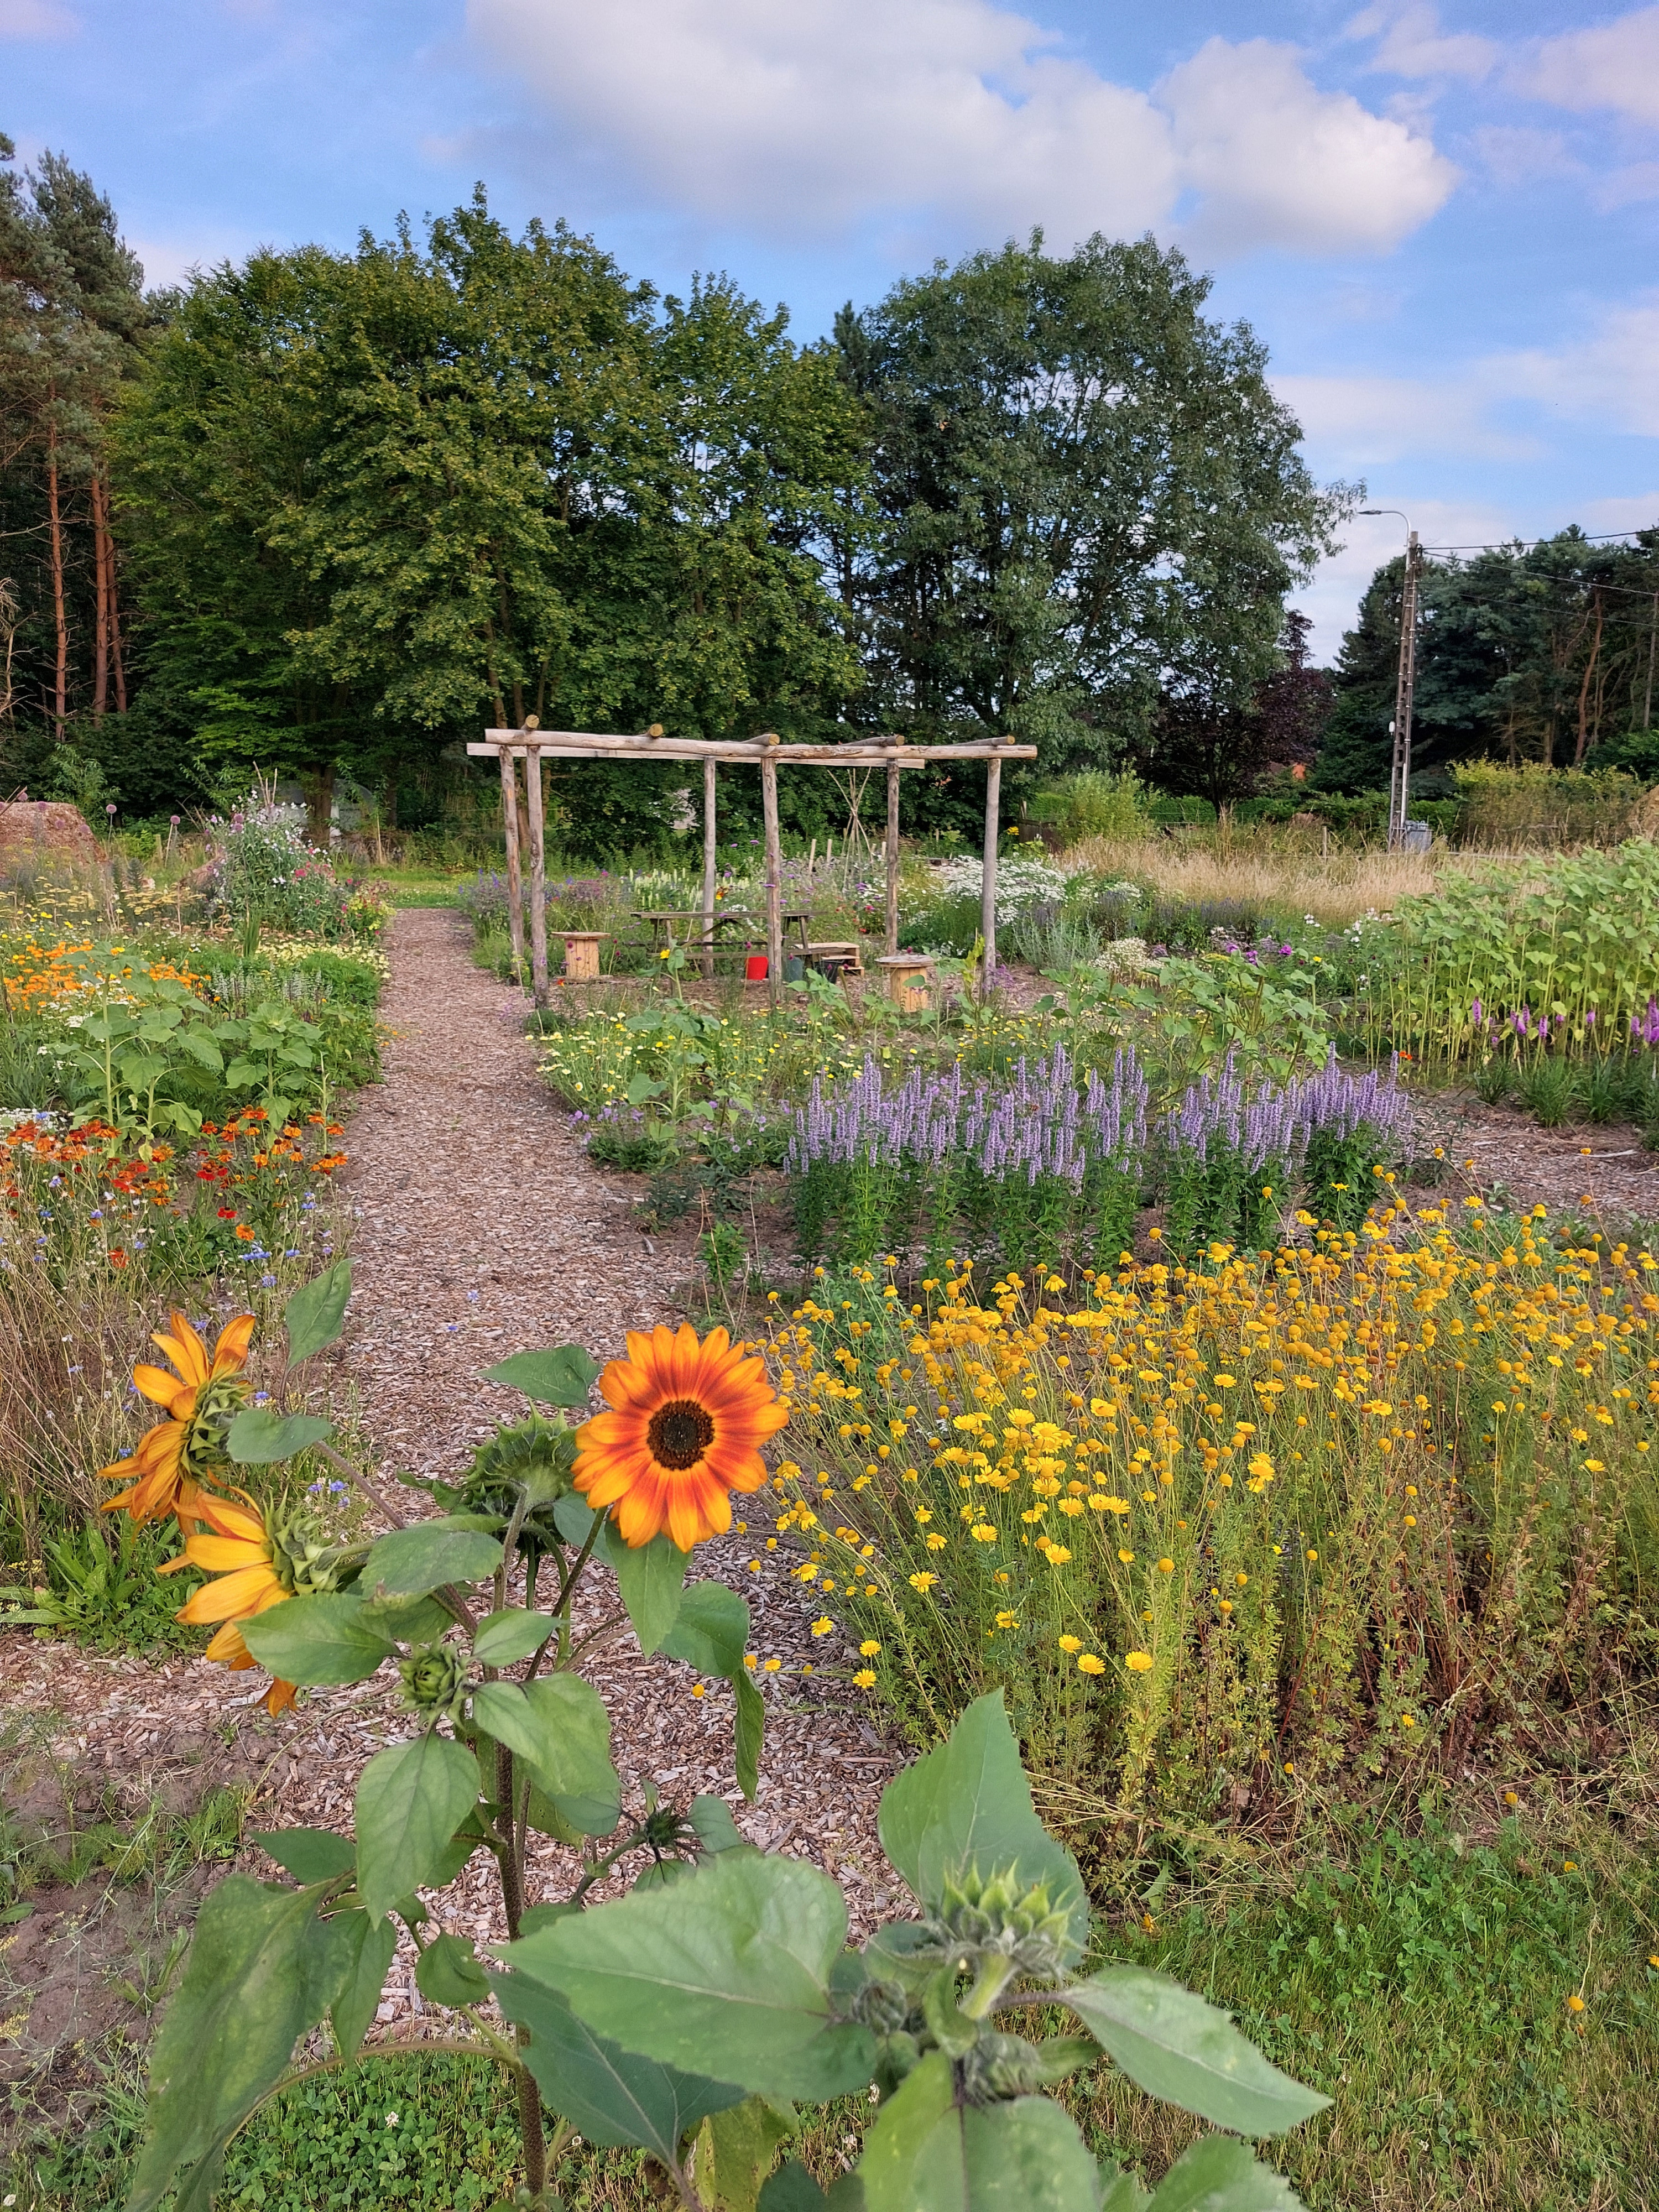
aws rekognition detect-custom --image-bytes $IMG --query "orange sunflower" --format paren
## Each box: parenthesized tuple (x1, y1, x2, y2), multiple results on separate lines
(573, 1323, 788, 1551)
(100, 1311, 255, 1524)
(160, 1485, 298, 1714)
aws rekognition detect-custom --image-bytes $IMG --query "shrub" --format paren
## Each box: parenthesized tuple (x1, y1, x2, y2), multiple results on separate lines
(1452, 761, 1642, 849)
(1024, 770, 1153, 843)
(768, 1211, 1659, 1812)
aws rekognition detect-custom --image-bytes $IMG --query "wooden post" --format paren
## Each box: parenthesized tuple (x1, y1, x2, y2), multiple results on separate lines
(524, 723, 549, 1008)
(498, 743, 526, 984)
(980, 742, 1003, 1003)
(702, 755, 718, 979)
(760, 734, 783, 1009)
(884, 735, 904, 957)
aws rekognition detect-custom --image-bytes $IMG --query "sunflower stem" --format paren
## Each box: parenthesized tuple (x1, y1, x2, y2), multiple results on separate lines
(492, 1739, 549, 2195)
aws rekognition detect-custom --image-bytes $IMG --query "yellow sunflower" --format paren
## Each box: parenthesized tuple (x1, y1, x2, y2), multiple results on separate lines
(160, 1485, 298, 1714)
(573, 1323, 788, 1551)
(101, 1311, 256, 1524)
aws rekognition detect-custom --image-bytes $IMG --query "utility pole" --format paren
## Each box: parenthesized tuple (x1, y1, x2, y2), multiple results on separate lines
(1644, 591, 1657, 731)
(1361, 509, 1418, 848)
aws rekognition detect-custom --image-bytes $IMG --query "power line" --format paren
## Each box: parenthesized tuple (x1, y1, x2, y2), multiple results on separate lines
(1416, 527, 1656, 554)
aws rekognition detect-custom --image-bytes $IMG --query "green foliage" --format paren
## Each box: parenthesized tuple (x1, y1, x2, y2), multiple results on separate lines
(0, 1514, 202, 1652)
(283, 1256, 352, 1364)
(1025, 773, 1154, 844)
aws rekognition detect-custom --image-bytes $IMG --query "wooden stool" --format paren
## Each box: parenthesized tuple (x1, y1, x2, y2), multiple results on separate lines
(875, 952, 935, 1012)
(559, 931, 607, 982)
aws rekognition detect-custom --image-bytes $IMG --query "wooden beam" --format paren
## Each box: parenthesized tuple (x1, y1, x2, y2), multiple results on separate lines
(497, 742, 526, 983)
(884, 735, 903, 958)
(980, 746, 1003, 1004)
(525, 737, 549, 1008)
(701, 756, 717, 980)
(760, 734, 783, 1010)
(469, 733, 1035, 764)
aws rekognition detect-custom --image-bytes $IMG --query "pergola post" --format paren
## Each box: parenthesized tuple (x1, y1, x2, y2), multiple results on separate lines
(701, 756, 717, 979)
(760, 733, 784, 1010)
(980, 742, 1003, 1003)
(497, 742, 526, 984)
(884, 734, 903, 958)
(523, 719, 549, 1008)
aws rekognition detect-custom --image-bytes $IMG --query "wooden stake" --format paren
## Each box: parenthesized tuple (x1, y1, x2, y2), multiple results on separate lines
(498, 744, 526, 983)
(884, 734, 904, 957)
(760, 734, 783, 1010)
(525, 732, 549, 1008)
(980, 744, 1003, 1002)
(702, 755, 717, 980)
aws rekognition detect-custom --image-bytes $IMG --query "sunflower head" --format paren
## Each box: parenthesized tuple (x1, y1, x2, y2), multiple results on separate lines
(573, 1322, 788, 1552)
(455, 1412, 578, 1549)
(100, 1311, 255, 1522)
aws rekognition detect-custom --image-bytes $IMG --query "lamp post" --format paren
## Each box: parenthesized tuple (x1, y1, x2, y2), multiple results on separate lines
(1360, 508, 1420, 849)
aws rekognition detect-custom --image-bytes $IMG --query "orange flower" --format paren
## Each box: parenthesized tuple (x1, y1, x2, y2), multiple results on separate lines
(574, 1323, 788, 1551)
(100, 1311, 255, 1524)
(161, 1485, 297, 1714)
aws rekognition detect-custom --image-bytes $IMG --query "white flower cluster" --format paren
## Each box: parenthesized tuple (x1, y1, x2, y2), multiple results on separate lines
(935, 854, 1067, 925)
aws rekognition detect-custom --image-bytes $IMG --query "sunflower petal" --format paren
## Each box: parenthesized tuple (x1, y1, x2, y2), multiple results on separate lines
(132, 1363, 187, 1408)
(176, 1562, 282, 1624)
(153, 1313, 210, 1387)
(210, 1312, 257, 1379)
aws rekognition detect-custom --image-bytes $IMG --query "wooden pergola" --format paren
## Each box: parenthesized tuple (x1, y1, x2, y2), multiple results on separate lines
(466, 726, 1037, 1008)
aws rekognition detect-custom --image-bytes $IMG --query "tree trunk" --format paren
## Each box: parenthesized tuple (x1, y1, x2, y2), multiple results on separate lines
(46, 415, 67, 736)
(1574, 589, 1604, 765)
(305, 761, 336, 848)
(106, 471, 127, 712)
(91, 473, 110, 719)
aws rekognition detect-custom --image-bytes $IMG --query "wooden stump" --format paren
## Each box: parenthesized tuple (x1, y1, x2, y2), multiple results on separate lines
(875, 952, 935, 1013)
(560, 932, 607, 982)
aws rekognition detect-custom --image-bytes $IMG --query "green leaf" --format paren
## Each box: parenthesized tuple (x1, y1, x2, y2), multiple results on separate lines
(1065, 1969, 1328, 2136)
(358, 1590, 453, 1644)
(416, 1931, 491, 2007)
(491, 1971, 745, 2160)
(877, 1693, 1087, 1963)
(473, 1607, 555, 1666)
(688, 1796, 749, 1856)
(226, 1408, 335, 1464)
(362, 1523, 504, 1598)
(127, 1877, 353, 2212)
(1145, 2137, 1305, 2211)
(1099, 2172, 1152, 2212)
(475, 1676, 621, 1835)
(285, 1259, 353, 1364)
(252, 1829, 354, 1884)
(483, 1345, 601, 1407)
(760, 2166, 869, 2212)
(859, 2062, 1101, 2212)
(733, 1667, 765, 1804)
(507, 1850, 874, 2105)
(662, 1581, 750, 1677)
(553, 1493, 599, 1546)
(354, 1735, 481, 1922)
(331, 1911, 398, 2059)
(693, 2093, 799, 2212)
(601, 1526, 689, 1656)
(240, 1595, 394, 1688)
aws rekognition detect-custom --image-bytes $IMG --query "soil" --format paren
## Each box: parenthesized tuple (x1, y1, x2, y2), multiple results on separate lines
(0, 906, 899, 2126)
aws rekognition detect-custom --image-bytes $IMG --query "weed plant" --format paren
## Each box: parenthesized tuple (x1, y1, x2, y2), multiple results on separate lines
(767, 1208, 1659, 1813)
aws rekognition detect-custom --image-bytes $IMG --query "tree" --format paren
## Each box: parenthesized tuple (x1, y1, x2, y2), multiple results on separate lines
(1134, 611, 1333, 811)
(836, 233, 1349, 799)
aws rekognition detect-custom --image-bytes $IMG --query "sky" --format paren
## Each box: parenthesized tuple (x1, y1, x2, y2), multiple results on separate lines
(3, 0, 1657, 659)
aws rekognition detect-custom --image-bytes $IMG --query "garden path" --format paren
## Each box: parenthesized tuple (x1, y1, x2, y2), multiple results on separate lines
(0, 909, 898, 2103)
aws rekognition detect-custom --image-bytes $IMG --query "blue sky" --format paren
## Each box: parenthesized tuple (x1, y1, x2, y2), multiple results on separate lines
(4, 0, 1657, 656)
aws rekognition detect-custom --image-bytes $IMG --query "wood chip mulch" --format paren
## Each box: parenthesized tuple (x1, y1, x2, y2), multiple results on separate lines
(2, 906, 898, 2080)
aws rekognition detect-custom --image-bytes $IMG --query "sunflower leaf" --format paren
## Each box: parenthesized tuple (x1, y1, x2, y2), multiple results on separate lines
(330, 1910, 398, 2060)
(241, 1594, 394, 1688)
(473, 1678, 621, 1837)
(354, 1736, 482, 1922)
(661, 1583, 749, 1678)
(284, 1259, 352, 1365)
(484, 1345, 600, 1408)
(599, 1528, 690, 1656)
(362, 1524, 504, 1598)
(251, 1828, 354, 1884)
(1064, 1970, 1329, 2137)
(473, 1607, 556, 1667)
(226, 1408, 335, 1464)
(733, 1668, 764, 1804)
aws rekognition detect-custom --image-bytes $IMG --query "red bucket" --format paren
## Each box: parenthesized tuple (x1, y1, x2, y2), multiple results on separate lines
(745, 953, 769, 980)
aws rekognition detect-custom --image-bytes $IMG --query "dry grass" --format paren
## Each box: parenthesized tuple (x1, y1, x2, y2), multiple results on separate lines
(1063, 828, 1448, 924)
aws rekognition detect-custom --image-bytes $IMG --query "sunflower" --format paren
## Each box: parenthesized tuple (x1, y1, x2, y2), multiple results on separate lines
(573, 1323, 788, 1551)
(100, 1311, 256, 1524)
(160, 1485, 298, 1714)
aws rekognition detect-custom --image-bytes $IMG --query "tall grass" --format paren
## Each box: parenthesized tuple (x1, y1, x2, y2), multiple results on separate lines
(1061, 830, 1443, 926)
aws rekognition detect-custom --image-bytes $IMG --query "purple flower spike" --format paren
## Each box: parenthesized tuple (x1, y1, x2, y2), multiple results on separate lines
(1470, 999, 1482, 1025)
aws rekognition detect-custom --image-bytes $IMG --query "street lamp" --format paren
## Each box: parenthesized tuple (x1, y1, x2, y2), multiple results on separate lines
(1360, 508, 1420, 850)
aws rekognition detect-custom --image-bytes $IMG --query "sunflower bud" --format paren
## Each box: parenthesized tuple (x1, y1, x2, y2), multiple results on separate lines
(399, 1641, 471, 1727)
(958, 2030, 1094, 2105)
(845, 1977, 912, 2036)
(180, 1371, 249, 1483)
(460, 1415, 578, 1546)
(926, 1862, 1071, 1975)
(268, 1509, 358, 1598)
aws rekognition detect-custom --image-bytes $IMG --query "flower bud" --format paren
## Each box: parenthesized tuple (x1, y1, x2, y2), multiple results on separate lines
(399, 1641, 471, 1727)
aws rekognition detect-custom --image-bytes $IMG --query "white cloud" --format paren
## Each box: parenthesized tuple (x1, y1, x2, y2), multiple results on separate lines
(1273, 369, 1532, 468)
(1161, 38, 1457, 257)
(1294, 498, 1522, 660)
(1346, 2, 1497, 84)
(1523, 6, 1659, 128)
(1499, 294, 1659, 437)
(1594, 160, 1659, 208)
(1470, 126, 1580, 187)
(0, 0, 76, 35)
(467, 0, 1457, 259)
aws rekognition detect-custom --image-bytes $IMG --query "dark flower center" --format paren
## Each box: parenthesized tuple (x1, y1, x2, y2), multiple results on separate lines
(648, 1399, 716, 1471)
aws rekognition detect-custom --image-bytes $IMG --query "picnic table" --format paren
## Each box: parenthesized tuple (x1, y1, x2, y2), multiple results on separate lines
(634, 906, 813, 954)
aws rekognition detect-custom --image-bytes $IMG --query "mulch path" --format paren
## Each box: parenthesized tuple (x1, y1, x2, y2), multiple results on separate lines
(1, 906, 897, 2096)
